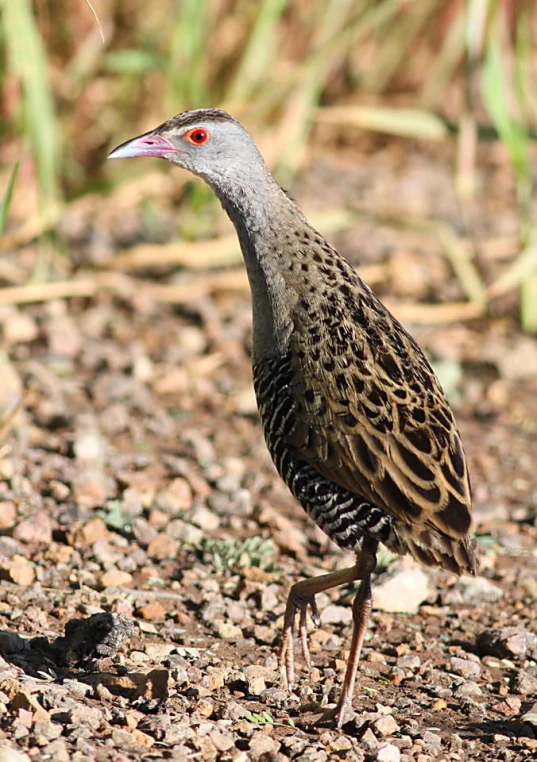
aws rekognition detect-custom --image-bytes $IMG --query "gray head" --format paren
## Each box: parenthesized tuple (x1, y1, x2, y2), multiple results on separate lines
(108, 108, 267, 190)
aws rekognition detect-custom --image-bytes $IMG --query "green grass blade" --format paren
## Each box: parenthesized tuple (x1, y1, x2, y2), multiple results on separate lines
(2, 0, 61, 216)
(102, 49, 162, 75)
(0, 161, 20, 235)
(226, 0, 289, 104)
(482, 29, 529, 185)
(166, 0, 211, 110)
(317, 106, 448, 141)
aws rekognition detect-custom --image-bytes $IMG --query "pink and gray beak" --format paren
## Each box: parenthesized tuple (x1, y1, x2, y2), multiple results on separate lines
(108, 130, 180, 160)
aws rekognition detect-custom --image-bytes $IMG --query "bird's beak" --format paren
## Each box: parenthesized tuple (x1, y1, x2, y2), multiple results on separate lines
(108, 130, 181, 160)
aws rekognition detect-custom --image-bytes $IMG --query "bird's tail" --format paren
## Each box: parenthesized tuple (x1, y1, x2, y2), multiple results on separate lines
(393, 522, 477, 576)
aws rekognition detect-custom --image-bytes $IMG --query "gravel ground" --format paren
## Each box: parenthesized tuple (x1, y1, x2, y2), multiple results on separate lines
(0, 140, 536, 761)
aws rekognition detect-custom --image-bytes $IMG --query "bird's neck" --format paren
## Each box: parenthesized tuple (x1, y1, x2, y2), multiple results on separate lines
(210, 171, 311, 360)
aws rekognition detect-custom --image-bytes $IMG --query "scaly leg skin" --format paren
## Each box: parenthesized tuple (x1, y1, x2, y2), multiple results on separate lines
(279, 539, 378, 719)
(329, 575, 373, 729)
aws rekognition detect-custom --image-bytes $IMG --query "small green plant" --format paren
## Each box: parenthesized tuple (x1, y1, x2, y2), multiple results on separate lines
(97, 500, 130, 531)
(245, 710, 296, 728)
(200, 536, 277, 573)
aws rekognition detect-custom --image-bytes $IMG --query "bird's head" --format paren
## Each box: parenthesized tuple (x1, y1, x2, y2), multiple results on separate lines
(108, 108, 263, 187)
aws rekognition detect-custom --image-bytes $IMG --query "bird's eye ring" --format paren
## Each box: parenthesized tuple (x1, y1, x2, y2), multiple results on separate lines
(184, 127, 210, 146)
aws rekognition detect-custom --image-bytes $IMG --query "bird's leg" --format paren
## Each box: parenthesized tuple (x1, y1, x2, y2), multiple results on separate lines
(279, 540, 377, 693)
(333, 574, 373, 729)
(280, 566, 360, 689)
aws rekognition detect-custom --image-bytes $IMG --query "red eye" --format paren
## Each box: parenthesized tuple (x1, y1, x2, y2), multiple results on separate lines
(184, 127, 210, 146)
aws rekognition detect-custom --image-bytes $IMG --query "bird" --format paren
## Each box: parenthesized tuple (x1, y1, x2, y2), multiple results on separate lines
(108, 109, 477, 728)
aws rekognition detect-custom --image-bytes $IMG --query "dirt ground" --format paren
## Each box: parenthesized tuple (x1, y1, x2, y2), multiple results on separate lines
(0, 136, 536, 762)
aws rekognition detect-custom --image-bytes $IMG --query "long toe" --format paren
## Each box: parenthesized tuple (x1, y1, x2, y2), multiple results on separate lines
(279, 628, 295, 689)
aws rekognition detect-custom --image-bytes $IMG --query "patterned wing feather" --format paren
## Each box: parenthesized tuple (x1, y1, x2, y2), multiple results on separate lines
(287, 284, 473, 541)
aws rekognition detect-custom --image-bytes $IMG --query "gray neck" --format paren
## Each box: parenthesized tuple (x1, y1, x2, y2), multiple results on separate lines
(206, 166, 302, 361)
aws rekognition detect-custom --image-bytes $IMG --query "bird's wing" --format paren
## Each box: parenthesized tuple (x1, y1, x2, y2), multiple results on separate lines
(287, 293, 472, 540)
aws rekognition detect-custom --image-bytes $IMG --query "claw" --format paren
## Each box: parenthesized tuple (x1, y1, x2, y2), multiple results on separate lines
(310, 597, 320, 627)
(279, 592, 319, 689)
(318, 694, 352, 729)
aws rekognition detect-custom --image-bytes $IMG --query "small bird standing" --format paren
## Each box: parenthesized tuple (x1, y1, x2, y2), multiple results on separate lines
(109, 109, 476, 728)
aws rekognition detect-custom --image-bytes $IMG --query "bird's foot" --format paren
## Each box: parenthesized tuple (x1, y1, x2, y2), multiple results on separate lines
(279, 591, 320, 689)
(317, 692, 353, 730)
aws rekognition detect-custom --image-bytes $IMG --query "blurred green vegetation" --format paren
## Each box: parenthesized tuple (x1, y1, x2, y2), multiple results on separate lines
(0, 0, 536, 329)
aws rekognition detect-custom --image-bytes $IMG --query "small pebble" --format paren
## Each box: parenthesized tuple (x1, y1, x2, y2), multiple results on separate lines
(511, 669, 537, 695)
(450, 656, 481, 679)
(320, 604, 352, 625)
(397, 654, 421, 670)
(361, 728, 379, 751)
(421, 731, 442, 749)
(373, 567, 430, 614)
(377, 743, 401, 762)
(478, 626, 537, 660)
(454, 680, 483, 698)
(454, 575, 503, 603)
(372, 714, 400, 738)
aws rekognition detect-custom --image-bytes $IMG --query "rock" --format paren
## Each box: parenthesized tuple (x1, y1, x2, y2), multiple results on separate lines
(72, 517, 109, 546)
(45, 543, 74, 564)
(0, 503, 16, 529)
(72, 469, 109, 510)
(320, 604, 353, 625)
(210, 731, 235, 752)
(450, 657, 481, 679)
(0, 749, 32, 762)
(62, 680, 92, 698)
(190, 503, 220, 531)
(372, 714, 400, 737)
(111, 728, 154, 750)
(62, 612, 134, 664)
(477, 627, 537, 660)
(131, 518, 158, 546)
(495, 336, 537, 380)
(511, 670, 537, 695)
(146, 533, 180, 560)
(248, 734, 280, 759)
(147, 508, 170, 528)
(454, 575, 503, 603)
(491, 696, 521, 715)
(217, 622, 242, 640)
(422, 730, 442, 748)
(9, 689, 50, 723)
(136, 601, 166, 622)
(153, 478, 192, 515)
(132, 669, 170, 700)
(361, 727, 379, 751)
(454, 681, 482, 699)
(40, 740, 69, 762)
(253, 624, 277, 645)
(373, 567, 430, 613)
(144, 643, 175, 661)
(13, 511, 53, 545)
(376, 743, 400, 762)
(101, 569, 133, 588)
(166, 519, 203, 545)
(396, 654, 421, 670)
(233, 387, 258, 415)
(244, 665, 276, 695)
(3, 311, 38, 344)
(0, 557, 35, 586)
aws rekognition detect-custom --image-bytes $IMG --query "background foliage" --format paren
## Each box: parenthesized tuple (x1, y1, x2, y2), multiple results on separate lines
(1, 0, 536, 329)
